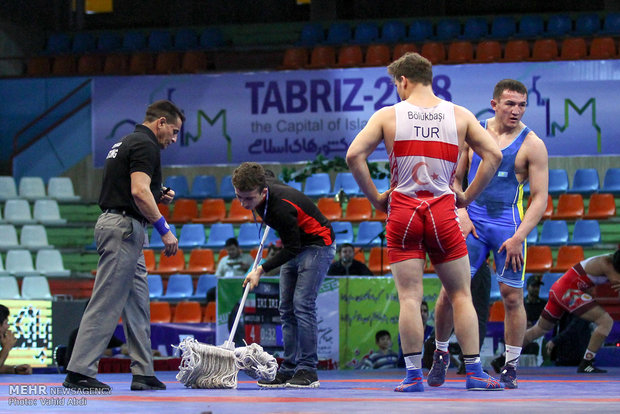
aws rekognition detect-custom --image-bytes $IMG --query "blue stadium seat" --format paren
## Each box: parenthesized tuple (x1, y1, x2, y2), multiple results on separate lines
(164, 175, 190, 199)
(516, 15, 544, 38)
(569, 219, 601, 246)
(490, 272, 501, 302)
(539, 220, 569, 246)
(304, 173, 331, 197)
(297, 23, 324, 46)
(352, 22, 379, 44)
(568, 168, 600, 195)
(526, 226, 538, 245)
(204, 223, 235, 249)
(548, 169, 569, 196)
(331, 172, 360, 196)
(284, 180, 302, 191)
(332, 221, 354, 245)
(148, 274, 163, 299)
(164, 273, 194, 299)
(601, 12, 620, 35)
(199, 28, 225, 48)
(148, 30, 173, 51)
(237, 222, 261, 248)
(121, 31, 147, 51)
(45, 33, 71, 55)
(192, 273, 217, 300)
(149, 224, 177, 249)
(602, 168, 620, 194)
(436, 18, 461, 41)
(324, 22, 351, 45)
(574, 13, 600, 36)
(218, 175, 236, 200)
(372, 177, 390, 194)
(97, 31, 122, 52)
(71, 32, 97, 54)
(189, 175, 218, 199)
(178, 223, 206, 249)
(490, 16, 516, 39)
(354, 221, 385, 247)
(406, 20, 433, 42)
(380, 20, 406, 43)
(461, 17, 488, 40)
(174, 28, 199, 50)
(539, 273, 563, 300)
(546, 14, 572, 37)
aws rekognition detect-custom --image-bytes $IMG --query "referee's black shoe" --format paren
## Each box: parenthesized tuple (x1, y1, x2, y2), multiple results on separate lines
(63, 371, 111, 391)
(131, 375, 167, 390)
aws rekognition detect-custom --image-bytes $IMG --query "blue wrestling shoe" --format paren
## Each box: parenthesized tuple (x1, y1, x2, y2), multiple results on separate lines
(465, 368, 503, 391)
(427, 350, 450, 387)
(500, 366, 518, 389)
(395, 369, 424, 392)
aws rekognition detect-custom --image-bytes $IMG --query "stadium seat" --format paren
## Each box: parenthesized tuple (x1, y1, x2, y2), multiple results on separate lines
(21, 275, 52, 300)
(192, 273, 217, 301)
(284, 180, 303, 191)
(149, 224, 177, 249)
(203, 301, 216, 323)
(569, 168, 600, 195)
(574, 13, 600, 36)
(148, 274, 163, 299)
(156, 249, 186, 276)
(26, 57, 51, 77)
(178, 224, 206, 249)
(304, 173, 331, 197)
(222, 199, 253, 223)
(173, 301, 202, 323)
(352, 22, 379, 44)
(336, 45, 364, 67)
(237, 222, 262, 248)
(174, 28, 199, 50)
(97, 31, 122, 52)
(185, 249, 216, 275)
(170, 199, 199, 224)
(144, 249, 156, 273)
(538, 220, 569, 245)
(44, 33, 71, 55)
(148, 29, 173, 51)
(331, 221, 354, 244)
(77, 54, 104, 75)
(4, 199, 36, 225)
(569, 219, 601, 246)
(150, 301, 171, 323)
(189, 175, 218, 199)
(490, 16, 516, 39)
(380, 20, 406, 43)
(204, 223, 235, 249)
(588, 36, 617, 59)
(324, 22, 351, 45)
(317, 198, 342, 221)
(121, 31, 147, 51)
(181, 50, 209, 73)
(552, 194, 584, 220)
(193, 198, 226, 224)
(158, 203, 171, 221)
(0, 225, 20, 251)
(584, 193, 616, 220)
(436, 18, 461, 41)
(0, 276, 20, 299)
(474, 40, 502, 63)
(51, 55, 78, 76)
(154, 51, 181, 74)
(6, 250, 40, 277)
(344, 197, 373, 222)
(406, 20, 433, 42)
(332, 172, 360, 196)
(548, 169, 569, 196)
(164, 274, 194, 299)
(364, 44, 392, 67)
(516, 15, 544, 38)
(526, 226, 538, 245)
(71, 32, 97, 54)
(354, 221, 385, 247)
(546, 14, 573, 37)
(297, 23, 324, 46)
(20, 225, 53, 250)
(420, 42, 446, 64)
(35, 249, 70, 277)
(461, 17, 488, 40)
(446, 41, 474, 63)
(528, 194, 553, 220)
(602, 168, 620, 194)
(368, 247, 390, 275)
(525, 245, 553, 273)
(392, 43, 417, 60)
(18, 176, 47, 200)
(539, 273, 563, 299)
(218, 175, 236, 200)
(551, 245, 585, 272)
(128, 52, 154, 74)
(102, 53, 128, 75)
(306, 45, 336, 69)
(372, 177, 391, 194)
(503, 39, 530, 62)
(280, 47, 309, 70)
(488, 300, 505, 322)
(558, 37, 587, 60)
(199, 28, 225, 48)
(0, 176, 18, 201)
(530, 39, 559, 61)
(165, 175, 190, 199)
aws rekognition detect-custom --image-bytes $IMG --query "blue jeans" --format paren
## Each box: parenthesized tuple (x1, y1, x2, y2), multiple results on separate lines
(278, 243, 335, 375)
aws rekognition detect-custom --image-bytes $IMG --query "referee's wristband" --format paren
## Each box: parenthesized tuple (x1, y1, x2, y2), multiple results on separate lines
(153, 216, 170, 236)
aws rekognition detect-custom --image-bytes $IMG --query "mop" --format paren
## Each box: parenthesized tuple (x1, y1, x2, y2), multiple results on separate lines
(176, 226, 278, 389)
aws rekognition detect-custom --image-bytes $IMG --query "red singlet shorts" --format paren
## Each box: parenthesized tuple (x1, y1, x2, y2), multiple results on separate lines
(386, 191, 467, 265)
(542, 265, 597, 322)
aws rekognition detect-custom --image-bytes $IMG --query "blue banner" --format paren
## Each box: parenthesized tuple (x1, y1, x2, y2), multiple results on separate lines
(92, 60, 620, 167)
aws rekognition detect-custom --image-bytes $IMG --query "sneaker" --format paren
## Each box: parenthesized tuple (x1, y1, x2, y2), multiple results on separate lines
(131, 375, 166, 391)
(395, 369, 424, 393)
(258, 371, 293, 388)
(63, 371, 111, 392)
(465, 370, 503, 391)
(286, 369, 320, 388)
(427, 350, 450, 387)
(490, 354, 505, 374)
(500, 366, 518, 389)
(577, 359, 607, 374)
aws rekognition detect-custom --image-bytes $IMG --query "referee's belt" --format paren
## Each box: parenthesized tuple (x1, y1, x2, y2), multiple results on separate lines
(104, 209, 148, 225)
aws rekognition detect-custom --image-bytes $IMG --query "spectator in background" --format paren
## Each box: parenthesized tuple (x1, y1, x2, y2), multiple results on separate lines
(0, 304, 32, 375)
(262, 240, 284, 276)
(216, 237, 254, 277)
(361, 330, 399, 369)
(327, 243, 373, 276)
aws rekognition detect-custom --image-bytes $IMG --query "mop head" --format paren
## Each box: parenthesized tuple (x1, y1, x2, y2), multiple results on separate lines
(175, 337, 277, 389)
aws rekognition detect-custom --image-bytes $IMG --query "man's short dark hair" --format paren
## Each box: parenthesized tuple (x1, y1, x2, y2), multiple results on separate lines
(339, 243, 354, 253)
(144, 99, 186, 124)
(493, 79, 528, 101)
(375, 329, 391, 342)
(0, 304, 9, 324)
(387, 52, 433, 86)
(232, 162, 267, 193)
(225, 237, 239, 248)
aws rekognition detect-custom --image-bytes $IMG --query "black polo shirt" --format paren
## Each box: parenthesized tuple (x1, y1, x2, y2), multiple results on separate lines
(99, 124, 162, 222)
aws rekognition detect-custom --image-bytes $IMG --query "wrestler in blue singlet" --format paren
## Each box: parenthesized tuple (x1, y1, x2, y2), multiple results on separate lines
(466, 120, 531, 288)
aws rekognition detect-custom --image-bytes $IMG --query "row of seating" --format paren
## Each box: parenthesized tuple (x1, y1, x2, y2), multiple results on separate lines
(150, 300, 216, 324)
(525, 168, 620, 196)
(528, 219, 605, 247)
(282, 36, 620, 69)
(1, 199, 66, 226)
(0, 249, 70, 277)
(536, 193, 616, 221)
(148, 273, 216, 301)
(0, 224, 55, 251)
(526, 245, 590, 274)
(0, 176, 80, 202)
(0, 275, 54, 300)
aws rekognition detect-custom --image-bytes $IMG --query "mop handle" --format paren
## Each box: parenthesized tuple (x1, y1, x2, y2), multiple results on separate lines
(227, 226, 271, 345)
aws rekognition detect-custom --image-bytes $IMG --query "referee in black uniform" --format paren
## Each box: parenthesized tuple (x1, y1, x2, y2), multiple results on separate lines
(64, 100, 184, 391)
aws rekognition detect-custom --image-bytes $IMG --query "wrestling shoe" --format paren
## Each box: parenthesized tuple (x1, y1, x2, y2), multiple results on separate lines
(499, 366, 518, 389)
(465, 370, 503, 391)
(427, 350, 450, 387)
(395, 369, 424, 392)
(131, 375, 166, 390)
(258, 371, 293, 388)
(577, 359, 607, 373)
(490, 354, 505, 374)
(63, 371, 111, 391)
(286, 369, 320, 388)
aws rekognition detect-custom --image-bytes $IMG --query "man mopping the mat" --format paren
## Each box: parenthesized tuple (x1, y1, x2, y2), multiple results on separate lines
(233, 162, 336, 388)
